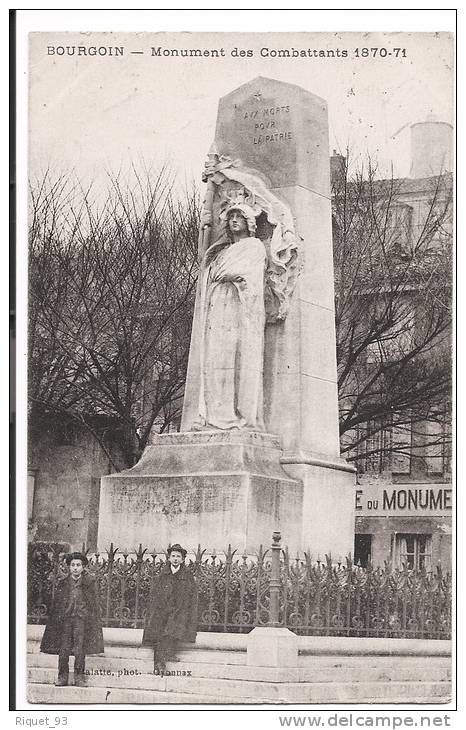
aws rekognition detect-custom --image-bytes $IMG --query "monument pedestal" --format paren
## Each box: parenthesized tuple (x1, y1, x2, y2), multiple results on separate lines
(280, 452, 356, 559)
(98, 431, 303, 553)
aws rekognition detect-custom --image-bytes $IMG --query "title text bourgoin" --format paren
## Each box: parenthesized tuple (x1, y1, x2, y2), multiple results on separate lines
(46, 46, 350, 58)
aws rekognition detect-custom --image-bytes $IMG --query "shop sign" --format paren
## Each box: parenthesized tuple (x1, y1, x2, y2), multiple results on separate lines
(355, 484, 452, 516)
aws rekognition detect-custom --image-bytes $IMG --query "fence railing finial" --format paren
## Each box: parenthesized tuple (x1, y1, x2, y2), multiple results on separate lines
(269, 531, 282, 627)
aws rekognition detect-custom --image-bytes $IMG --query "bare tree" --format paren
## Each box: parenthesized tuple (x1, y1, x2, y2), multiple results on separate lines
(332, 154, 452, 473)
(28, 166, 200, 467)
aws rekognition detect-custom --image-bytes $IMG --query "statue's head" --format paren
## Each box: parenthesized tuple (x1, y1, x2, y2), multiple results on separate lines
(224, 203, 258, 237)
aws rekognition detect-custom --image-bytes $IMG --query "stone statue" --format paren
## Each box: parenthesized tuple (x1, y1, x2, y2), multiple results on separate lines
(196, 195, 267, 430)
(100, 79, 356, 559)
(193, 152, 300, 431)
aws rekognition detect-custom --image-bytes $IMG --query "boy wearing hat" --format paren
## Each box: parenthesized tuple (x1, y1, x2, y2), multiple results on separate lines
(142, 544, 198, 674)
(40, 552, 104, 687)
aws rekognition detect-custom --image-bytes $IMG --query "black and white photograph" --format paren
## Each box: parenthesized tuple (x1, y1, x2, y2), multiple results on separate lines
(14, 11, 456, 716)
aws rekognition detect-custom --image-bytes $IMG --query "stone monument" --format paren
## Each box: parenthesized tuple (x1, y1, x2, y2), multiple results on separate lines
(98, 77, 355, 556)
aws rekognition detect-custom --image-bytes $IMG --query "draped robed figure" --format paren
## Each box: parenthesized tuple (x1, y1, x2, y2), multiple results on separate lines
(197, 203, 267, 430)
(188, 155, 299, 434)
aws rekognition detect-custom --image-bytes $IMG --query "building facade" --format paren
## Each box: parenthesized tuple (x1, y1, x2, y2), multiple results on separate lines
(335, 120, 453, 571)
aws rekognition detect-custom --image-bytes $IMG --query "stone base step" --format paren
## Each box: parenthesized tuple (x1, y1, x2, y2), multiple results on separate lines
(28, 652, 451, 684)
(27, 667, 284, 701)
(27, 641, 245, 665)
(27, 683, 248, 705)
(28, 626, 452, 659)
(28, 639, 451, 670)
(27, 667, 451, 704)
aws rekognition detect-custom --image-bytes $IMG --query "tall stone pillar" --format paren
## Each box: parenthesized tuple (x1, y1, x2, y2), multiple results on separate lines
(182, 77, 355, 557)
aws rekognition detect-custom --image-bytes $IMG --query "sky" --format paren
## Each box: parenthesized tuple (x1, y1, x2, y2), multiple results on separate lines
(28, 30, 454, 186)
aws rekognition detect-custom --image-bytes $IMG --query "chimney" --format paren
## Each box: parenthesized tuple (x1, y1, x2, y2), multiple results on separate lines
(410, 118, 453, 179)
(330, 149, 346, 186)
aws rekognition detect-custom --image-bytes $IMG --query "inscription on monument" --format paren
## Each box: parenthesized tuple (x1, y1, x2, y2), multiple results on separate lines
(241, 103, 293, 145)
(110, 478, 239, 515)
(215, 77, 330, 191)
(215, 81, 307, 188)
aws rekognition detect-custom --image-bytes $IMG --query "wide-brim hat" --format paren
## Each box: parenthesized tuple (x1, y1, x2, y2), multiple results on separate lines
(167, 544, 187, 559)
(65, 551, 88, 566)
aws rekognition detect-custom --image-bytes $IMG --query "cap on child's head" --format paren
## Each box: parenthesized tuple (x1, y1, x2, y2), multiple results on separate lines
(65, 551, 88, 566)
(167, 544, 187, 559)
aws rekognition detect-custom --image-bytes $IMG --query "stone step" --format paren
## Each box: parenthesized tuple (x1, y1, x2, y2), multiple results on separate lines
(27, 683, 250, 705)
(29, 654, 290, 683)
(28, 652, 451, 684)
(27, 678, 451, 706)
(27, 640, 246, 665)
(27, 626, 452, 659)
(297, 654, 451, 668)
(298, 655, 451, 681)
(27, 667, 451, 704)
(28, 638, 451, 671)
(27, 667, 277, 701)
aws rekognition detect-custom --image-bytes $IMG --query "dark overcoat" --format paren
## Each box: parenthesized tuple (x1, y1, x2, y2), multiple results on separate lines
(142, 563, 198, 645)
(40, 572, 104, 655)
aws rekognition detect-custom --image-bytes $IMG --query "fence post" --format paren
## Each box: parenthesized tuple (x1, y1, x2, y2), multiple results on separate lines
(247, 530, 298, 668)
(269, 531, 281, 627)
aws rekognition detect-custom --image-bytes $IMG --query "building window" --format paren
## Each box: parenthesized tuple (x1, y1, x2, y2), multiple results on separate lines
(386, 203, 413, 256)
(425, 418, 450, 476)
(354, 416, 411, 476)
(391, 417, 412, 475)
(366, 299, 415, 365)
(356, 419, 391, 474)
(354, 534, 372, 567)
(395, 533, 432, 572)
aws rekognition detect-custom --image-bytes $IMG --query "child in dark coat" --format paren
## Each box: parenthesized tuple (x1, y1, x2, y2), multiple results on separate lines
(40, 552, 104, 687)
(142, 544, 198, 674)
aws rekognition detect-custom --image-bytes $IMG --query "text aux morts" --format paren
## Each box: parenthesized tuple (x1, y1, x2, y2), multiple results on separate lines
(355, 487, 452, 511)
(243, 105, 292, 145)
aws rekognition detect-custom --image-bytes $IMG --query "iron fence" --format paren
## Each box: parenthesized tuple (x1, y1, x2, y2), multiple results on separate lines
(27, 532, 451, 639)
